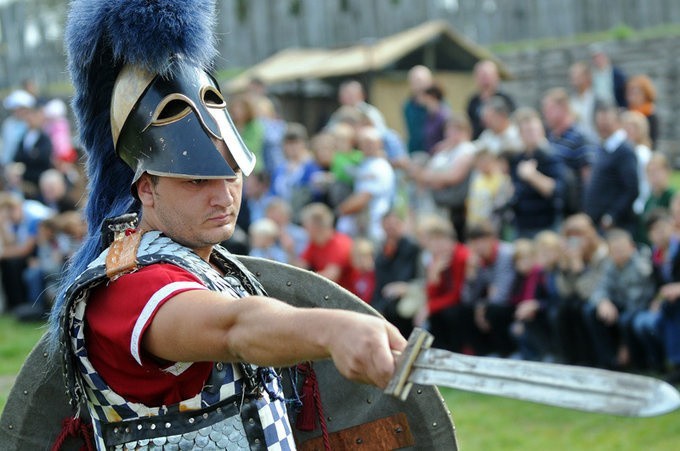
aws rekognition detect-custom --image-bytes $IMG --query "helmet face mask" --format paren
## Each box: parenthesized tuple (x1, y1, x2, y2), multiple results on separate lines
(112, 63, 255, 184)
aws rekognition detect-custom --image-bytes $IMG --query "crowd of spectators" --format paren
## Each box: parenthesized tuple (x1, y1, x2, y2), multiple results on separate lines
(225, 46, 679, 385)
(0, 79, 85, 320)
(2, 44, 680, 386)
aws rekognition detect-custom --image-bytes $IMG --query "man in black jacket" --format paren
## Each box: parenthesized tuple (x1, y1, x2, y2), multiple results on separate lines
(584, 103, 638, 234)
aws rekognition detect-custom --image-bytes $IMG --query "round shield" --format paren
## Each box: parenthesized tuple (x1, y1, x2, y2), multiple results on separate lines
(0, 256, 458, 450)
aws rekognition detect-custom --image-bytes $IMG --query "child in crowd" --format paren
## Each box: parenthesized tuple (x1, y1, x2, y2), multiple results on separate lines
(248, 217, 288, 264)
(347, 237, 376, 304)
(511, 231, 562, 361)
(466, 147, 511, 231)
(637, 153, 676, 243)
(585, 228, 656, 369)
(644, 153, 675, 214)
(416, 214, 470, 352)
(327, 122, 363, 207)
(507, 239, 541, 359)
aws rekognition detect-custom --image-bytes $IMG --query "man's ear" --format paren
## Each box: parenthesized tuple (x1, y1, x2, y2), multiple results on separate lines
(136, 174, 155, 207)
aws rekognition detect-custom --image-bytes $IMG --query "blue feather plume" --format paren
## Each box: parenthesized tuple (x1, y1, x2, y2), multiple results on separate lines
(48, 0, 218, 349)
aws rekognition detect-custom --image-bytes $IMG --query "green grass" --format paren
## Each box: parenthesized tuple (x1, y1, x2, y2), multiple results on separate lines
(441, 388, 680, 450)
(0, 315, 47, 409)
(1, 315, 679, 449)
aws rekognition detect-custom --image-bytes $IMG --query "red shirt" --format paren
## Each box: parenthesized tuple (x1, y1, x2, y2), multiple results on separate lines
(301, 232, 354, 289)
(426, 243, 470, 315)
(85, 263, 211, 406)
(347, 268, 376, 304)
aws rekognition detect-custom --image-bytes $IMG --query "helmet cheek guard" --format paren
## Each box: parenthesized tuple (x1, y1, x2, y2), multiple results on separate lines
(111, 63, 256, 184)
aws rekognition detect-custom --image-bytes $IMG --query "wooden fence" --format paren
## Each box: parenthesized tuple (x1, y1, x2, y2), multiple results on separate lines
(215, 0, 680, 68)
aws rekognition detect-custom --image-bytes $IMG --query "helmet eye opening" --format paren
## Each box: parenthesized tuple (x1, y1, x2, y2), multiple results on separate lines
(202, 86, 226, 108)
(151, 95, 192, 127)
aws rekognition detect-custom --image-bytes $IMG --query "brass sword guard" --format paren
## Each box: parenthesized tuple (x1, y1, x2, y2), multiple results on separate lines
(385, 328, 434, 401)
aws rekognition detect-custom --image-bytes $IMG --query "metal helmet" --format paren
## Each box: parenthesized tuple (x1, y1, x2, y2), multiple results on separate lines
(111, 62, 256, 184)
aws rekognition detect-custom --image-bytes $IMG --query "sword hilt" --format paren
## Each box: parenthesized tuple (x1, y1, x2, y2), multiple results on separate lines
(384, 328, 434, 401)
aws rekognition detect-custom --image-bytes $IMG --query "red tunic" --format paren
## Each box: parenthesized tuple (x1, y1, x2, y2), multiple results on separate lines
(85, 263, 212, 406)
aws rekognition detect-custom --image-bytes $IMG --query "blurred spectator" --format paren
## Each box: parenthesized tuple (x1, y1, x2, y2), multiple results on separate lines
(466, 60, 516, 139)
(247, 76, 283, 119)
(415, 214, 471, 352)
(18, 217, 65, 320)
(474, 95, 522, 155)
(326, 80, 387, 132)
(644, 210, 676, 372)
(1, 90, 34, 166)
(42, 98, 77, 165)
(644, 153, 675, 215)
(245, 171, 274, 223)
(625, 75, 659, 147)
(336, 126, 396, 243)
(0, 192, 52, 311)
(265, 197, 308, 260)
(542, 87, 595, 216)
(248, 217, 287, 263)
(568, 62, 598, 140)
(462, 221, 517, 356)
(21, 78, 47, 105)
(403, 65, 433, 153)
(56, 210, 86, 258)
(327, 122, 362, 208)
(590, 44, 627, 108)
(507, 238, 546, 360)
(555, 214, 608, 365)
(621, 110, 653, 217)
(417, 84, 450, 154)
(647, 210, 680, 382)
(512, 231, 563, 361)
(3, 162, 28, 198)
(269, 123, 323, 216)
(347, 237, 376, 304)
(584, 103, 638, 234)
(467, 148, 512, 231)
(12, 101, 54, 196)
(297, 202, 354, 290)
(584, 228, 655, 369)
(38, 168, 78, 213)
(252, 95, 286, 175)
(229, 94, 265, 174)
(509, 108, 565, 238)
(407, 114, 476, 241)
(372, 209, 422, 338)
(308, 131, 337, 206)
(671, 192, 680, 235)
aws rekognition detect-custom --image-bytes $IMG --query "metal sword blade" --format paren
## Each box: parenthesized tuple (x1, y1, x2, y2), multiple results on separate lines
(385, 329, 680, 417)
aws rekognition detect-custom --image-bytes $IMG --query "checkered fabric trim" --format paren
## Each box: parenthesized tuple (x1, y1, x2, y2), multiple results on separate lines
(67, 232, 295, 449)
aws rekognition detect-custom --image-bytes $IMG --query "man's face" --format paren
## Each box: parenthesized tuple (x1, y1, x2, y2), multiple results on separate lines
(541, 98, 561, 129)
(141, 172, 243, 254)
(595, 109, 618, 139)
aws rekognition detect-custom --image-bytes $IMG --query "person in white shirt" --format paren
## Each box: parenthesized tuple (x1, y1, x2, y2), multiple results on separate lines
(336, 126, 396, 243)
(474, 95, 522, 155)
(569, 61, 598, 141)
